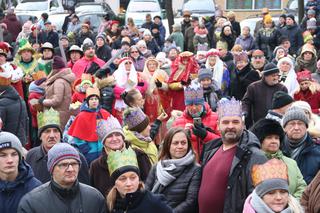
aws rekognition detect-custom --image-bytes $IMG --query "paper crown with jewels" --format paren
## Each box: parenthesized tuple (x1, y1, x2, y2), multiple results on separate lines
(107, 147, 139, 181)
(217, 97, 242, 118)
(37, 108, 60, 130)
(184, 82, 205, 105)
(252, 158, 288, 187)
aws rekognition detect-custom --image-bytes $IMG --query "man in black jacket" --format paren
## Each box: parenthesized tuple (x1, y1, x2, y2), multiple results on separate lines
(0, 84, 28, 146)
(18, 143, 106, 213)
(25, 108, 89, 184)
(198, 97, 267, 213)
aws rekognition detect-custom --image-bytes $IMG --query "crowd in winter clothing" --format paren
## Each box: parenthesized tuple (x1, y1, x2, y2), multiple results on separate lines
(1, 4, 320, 213)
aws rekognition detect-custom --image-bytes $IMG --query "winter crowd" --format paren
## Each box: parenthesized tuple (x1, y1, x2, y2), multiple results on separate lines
(1, 2, 320, 213)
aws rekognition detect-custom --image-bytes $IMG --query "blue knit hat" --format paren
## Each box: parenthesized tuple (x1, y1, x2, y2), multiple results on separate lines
(47, 143, 81, 174)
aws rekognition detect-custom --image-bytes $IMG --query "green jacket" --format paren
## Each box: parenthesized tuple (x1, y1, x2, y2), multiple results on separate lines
(124, 126, 158, 165)
(265, 150, 307, 199)
(37, 58, 53, 75)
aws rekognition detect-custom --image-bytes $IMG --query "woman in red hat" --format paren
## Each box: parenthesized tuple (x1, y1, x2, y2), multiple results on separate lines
(294, 69, 320, 115)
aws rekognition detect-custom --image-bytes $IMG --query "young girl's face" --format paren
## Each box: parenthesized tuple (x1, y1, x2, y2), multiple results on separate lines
(132, 92, 145, 108)
(200, 78, 212, 88)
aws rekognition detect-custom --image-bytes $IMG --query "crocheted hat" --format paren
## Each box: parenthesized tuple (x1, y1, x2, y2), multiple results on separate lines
(297, 69, 312, 82)
(96, 116, 125, 144)
(123, 107, 150, 133)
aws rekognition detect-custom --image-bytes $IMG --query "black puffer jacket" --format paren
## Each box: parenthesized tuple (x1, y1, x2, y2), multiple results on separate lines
(256, 27, 280, 60)
(96, 76, 115, 114)
(201, 130, 267, 213)
(145, 162, 201, 213)
(96, 44, 112, 62)
(0, 85, 28, 145)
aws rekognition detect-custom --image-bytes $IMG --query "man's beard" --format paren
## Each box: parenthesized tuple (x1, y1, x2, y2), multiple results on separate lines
(222, 128, 243, 144)
(251, 60, 265, 69)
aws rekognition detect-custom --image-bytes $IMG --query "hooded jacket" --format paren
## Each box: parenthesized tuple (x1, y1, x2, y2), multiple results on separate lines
(0, 161, 41, 213)
(42, 68, 75, 130)
(0, 85, 28, 145)
(200, 130, 268, 213)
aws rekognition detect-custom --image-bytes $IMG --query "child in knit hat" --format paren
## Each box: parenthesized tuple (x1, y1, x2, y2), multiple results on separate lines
(197, 68, 221, 112)
(193, 24, 209, 52)
(123, 107, 158, 165)
(71, 74, 94, 104)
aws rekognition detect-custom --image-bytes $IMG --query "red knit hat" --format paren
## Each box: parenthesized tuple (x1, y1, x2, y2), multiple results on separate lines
(297, 70, 312, 82)
(0, 42, 9, 57)
(52, 56, 66, 70)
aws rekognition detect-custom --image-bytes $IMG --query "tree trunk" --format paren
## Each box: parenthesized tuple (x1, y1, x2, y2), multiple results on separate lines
(165, 0, 174, 35)
(298, 0, 304, 24)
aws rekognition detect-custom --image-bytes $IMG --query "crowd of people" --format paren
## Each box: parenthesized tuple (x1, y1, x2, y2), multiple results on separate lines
(0, 3, 320, 213)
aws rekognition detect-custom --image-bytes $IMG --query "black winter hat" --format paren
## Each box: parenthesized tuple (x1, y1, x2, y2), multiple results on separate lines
(286, 14, 295, 22)
(250, 118, 285, 143)
(271, 91, 294, 109)
(262, 63, 279, 76)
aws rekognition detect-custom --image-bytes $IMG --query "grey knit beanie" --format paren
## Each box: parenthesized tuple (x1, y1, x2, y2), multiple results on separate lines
(198, 68, 213, 82)
(0, 131, 23, 160)
(282, 107, 309, 128)
(255, 178, 289, 197)
(47, 143, 81, 173)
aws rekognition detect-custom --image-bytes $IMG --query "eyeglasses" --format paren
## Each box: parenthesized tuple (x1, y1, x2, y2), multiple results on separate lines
(253, 56, 264, 59)
(130, 51, 139, 54)
(56, 162, 80, 170)
(125, 62, 132, 65)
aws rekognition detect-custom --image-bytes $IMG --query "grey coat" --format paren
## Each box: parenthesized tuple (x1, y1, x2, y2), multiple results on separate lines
(145, 162, 201, 213)
(201, 130, 268, 213)
(18, 181, 106, 213)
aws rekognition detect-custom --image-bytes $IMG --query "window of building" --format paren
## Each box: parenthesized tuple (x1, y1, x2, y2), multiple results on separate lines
(226, 0, 281, 10)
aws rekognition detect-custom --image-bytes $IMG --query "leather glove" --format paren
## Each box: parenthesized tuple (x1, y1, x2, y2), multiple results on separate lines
(155, 79, 162, 88)
(86, 62, 100, 75)
(137, 82, 144, 87)
(192, 123, 207, 139)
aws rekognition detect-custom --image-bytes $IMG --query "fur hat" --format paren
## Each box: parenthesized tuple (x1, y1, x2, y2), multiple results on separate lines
(250, 118, 285, 143)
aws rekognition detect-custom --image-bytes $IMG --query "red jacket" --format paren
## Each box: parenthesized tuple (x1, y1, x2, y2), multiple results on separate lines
(294, 89, 320, 114)
(173, 103, 220, 159)
(72, 56, 105, 79)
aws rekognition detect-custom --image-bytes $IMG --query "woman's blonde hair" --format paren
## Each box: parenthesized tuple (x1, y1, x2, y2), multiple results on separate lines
(106, 181, 145, 211)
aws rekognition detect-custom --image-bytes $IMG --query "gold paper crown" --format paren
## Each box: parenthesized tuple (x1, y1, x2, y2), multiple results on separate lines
(107, 147, 138, 176)
(86, 87, 100, 99)
(37, 108, 60, 130)
(252, 159, 288, 187)
(217, 97, 242, 118)
(32, 71, 47, 81)
(81, 73, 93, 81)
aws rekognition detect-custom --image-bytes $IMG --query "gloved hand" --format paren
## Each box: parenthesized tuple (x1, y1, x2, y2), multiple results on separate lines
(155, 79, 162, 88)
(137, 82, 144, 87)
(192, 123, 207, 139)
(38, 96, 45, 105)
(86, 62, 100, 75)
(181, 78, 191, 86)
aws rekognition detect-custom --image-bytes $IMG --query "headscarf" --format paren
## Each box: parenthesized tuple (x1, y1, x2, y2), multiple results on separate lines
(277, 57, 299, 96)
(205, 50, 225, 89)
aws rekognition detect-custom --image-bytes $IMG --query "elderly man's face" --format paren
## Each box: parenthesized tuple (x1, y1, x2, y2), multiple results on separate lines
(40, 127, 61, 152)
(284, 120, 307, 141)
(264, 73, 280, 86)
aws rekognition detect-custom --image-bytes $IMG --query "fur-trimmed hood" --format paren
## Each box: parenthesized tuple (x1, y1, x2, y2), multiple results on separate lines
(95, 76, 116, 89)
